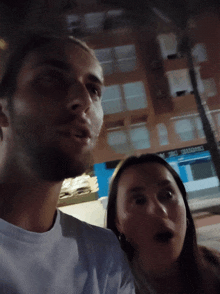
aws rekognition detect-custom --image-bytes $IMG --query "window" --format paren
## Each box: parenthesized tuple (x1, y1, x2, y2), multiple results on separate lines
(202, 78, 217, 97)
(215, 111, 220, 135)
(167, 69, 192, 97)
(166, 67, 204, 97)
(66, 14, 81, 35)
(157, 123, 169, 145)
(101, 85, 123, 115)
(190, 161, 215, 180)
(217, 112, 220, 126)
(66, 12, 106, 35)
(107, 124, 150, 154)
(84, 12, 105, 32)
(107, 129, 130, 154)
(102, 81, 147, 115)
(107, 9, 124, 17)
(174, 119, 195, 141)
(129, 124, 150, 149)
(123, 82, 147, 110)
(192, 43, 208, 63)
(174, 116, 206, 141)
(195, 117, 205, 138)
(157, 33, 178, 60)
(95, 44, 137, 75)
(114, 45, 136, 72)
(95, 48, 114, 75)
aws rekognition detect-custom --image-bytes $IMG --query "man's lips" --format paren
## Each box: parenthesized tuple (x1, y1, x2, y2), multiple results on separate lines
(57, 127, 92, 140)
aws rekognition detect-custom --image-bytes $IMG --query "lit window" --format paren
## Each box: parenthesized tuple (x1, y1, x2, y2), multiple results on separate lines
(84, 12, 105, 31)
(174, 119, 195, 141)
(190, 161, 215, 180)
(107, 124, 150, 154)
(107, 129, 130, 154)
(66, 14, 81, 34)
(202, 78, 217, 97)
(166, 67, 204, 97)
(217, 113, 220, 126)
(95, 44, 137, 75)
(123, 81, 147, 110)
(107, 9, 124, 17)
(167, 69, 192, 97)
(195, 117, 205, 138)
(192, 43, 208, 63)
(215, 112, 220, 136)
(114, 45, 137, 72)
(157, 33, 178, 60)
(157, 123, 169, 145)
(95, 48, 114, 75)
(101, 85, 123, 115)
(129, 124, 150, 149)
(101, 82, 147, 115)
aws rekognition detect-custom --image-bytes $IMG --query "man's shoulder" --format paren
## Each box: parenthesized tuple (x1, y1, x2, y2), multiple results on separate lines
(59, 209, 118, 245)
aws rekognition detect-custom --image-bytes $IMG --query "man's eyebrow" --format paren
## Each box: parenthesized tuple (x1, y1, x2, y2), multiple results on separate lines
(33, 59, 71, 71)
(87, 73, 104, 86)
(33, 59, 104, 86)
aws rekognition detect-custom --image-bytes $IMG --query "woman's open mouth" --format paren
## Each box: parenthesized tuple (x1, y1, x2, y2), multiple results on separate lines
(154, 231, 174, 243)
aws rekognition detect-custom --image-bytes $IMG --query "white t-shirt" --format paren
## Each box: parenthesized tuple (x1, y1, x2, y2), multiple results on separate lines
(0, 210, 135, 294)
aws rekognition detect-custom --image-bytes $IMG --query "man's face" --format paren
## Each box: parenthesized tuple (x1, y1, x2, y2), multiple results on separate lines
(5, 40, 104, 181)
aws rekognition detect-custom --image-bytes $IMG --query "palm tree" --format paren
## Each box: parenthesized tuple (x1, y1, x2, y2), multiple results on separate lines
(152, 0, 220, 183)
(102, 0, 220, 184)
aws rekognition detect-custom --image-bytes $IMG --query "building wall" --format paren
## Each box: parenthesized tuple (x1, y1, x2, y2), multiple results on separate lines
(89, 12, 220, 164)
(62, 6, 220, 206)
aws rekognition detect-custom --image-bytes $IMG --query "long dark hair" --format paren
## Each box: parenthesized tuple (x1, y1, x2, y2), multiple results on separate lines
(106, 153, 203, 292)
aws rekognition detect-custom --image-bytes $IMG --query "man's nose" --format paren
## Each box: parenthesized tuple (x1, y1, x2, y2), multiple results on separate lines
(67, 82, 92, 114)
(147, 200, 168, 218)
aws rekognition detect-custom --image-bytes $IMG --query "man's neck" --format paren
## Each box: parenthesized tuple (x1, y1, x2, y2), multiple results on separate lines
(0, 147, 64, 232)
(0, 179, 63, 233)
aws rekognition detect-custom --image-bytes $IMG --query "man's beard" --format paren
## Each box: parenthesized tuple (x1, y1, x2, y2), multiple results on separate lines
(29, 146, 92, 182)
(10, 115, 93, 182)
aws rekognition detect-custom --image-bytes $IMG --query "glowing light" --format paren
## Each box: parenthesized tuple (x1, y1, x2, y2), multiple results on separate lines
(0, 39, 7, 50)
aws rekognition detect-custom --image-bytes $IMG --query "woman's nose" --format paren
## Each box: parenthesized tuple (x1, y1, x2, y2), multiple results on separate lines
(147, 200, 168, 218)
(67, 83, 92, 115)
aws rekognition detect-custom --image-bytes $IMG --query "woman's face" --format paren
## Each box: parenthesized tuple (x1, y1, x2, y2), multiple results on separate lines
(116, 162, 187, 273)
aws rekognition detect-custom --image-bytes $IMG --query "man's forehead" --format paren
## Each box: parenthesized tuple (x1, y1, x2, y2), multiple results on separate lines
(22, 40, 78, 67)
(18, 40, 104, 87)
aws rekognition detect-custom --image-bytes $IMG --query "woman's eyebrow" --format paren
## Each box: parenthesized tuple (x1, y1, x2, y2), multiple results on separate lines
(157, 180, 172, 187)
(127, 187, 146, 194)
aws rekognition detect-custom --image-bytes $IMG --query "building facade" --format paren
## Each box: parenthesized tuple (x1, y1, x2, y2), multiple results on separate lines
(63, 2, 220, 204)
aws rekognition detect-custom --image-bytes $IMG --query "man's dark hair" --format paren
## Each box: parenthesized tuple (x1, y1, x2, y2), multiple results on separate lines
(0, 30, 96, 140)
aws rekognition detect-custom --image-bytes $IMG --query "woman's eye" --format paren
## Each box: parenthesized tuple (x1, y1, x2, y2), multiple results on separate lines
(164, 191, 173, 200)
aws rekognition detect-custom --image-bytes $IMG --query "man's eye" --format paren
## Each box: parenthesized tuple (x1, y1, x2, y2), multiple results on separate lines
(35, 72, 68, 88)
(135, 197, 146, 205)
(87, 84, 102, 100)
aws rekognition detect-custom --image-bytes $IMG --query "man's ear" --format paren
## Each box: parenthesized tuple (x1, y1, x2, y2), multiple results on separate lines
(0, 99, 9, 127)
